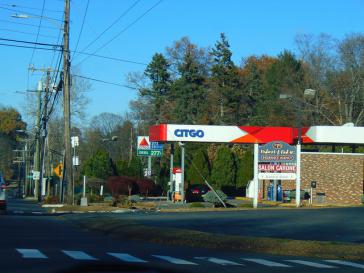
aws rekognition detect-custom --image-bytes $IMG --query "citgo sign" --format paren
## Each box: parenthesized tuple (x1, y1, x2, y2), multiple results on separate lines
(174, 129, 204, 138)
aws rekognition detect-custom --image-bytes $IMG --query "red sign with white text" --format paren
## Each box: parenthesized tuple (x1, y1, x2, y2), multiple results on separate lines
(258, 164, 296, 173)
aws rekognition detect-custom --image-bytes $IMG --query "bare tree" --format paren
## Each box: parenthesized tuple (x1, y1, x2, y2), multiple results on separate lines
(90, 112, 123, 137)
(296, 33, 364, 126)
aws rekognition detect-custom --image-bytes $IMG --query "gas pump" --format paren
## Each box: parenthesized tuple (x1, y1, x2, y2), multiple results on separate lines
(172, 168, 182, 202)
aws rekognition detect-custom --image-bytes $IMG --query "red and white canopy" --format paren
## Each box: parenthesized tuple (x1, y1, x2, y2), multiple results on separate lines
(149, 124, 364, 145)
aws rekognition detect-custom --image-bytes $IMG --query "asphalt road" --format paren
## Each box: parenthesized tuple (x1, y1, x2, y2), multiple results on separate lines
(1, 195, 364, 273)
(118, 206, 364, 243)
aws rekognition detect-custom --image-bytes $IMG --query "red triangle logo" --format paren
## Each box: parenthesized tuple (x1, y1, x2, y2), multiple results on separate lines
(139, 138, 149, 147)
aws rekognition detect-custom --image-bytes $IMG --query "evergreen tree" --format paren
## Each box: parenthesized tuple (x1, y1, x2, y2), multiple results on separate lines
(210, 145, 236, 188)
(143, 53, 171, 123)
(262, 51, 305, 126)
(82, 151, 114, 180)
(241, 56, 274, 125)
(172, 44, 207, 123)
(116, 157, 143, 178)
(186, 148, 210, 185)
(235, 149, 254, 188)
(210, 33, 242, 124)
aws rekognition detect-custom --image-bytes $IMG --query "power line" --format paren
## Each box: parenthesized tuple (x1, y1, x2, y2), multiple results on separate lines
(0, 28, 57, 38)
(74, 0, 140, 61)
(71, 50, 147, 65)
(0, 6, 64, 21)
(72, 74, 138, 89)
(0, 6, 43, 17)
(76, 0, 162, 66)
(0, 3, 62, 13)
(28, 0, 46, 65)
(49, 13, 64, 69)
(0, 43, 61, 51)
(0, 37, 61, 47)
(0, 19, 59, 30)
(0, 37, 145, 66)
(47, 47, 64, 119)
(71, 0, 89, 60)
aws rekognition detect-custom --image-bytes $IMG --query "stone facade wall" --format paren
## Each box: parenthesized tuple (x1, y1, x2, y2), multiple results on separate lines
(262, 153, 364, 204)
(300, 153, 363, 205)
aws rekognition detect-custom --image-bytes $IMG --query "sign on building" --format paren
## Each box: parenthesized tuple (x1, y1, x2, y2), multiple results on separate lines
(258, 141, 297, 180)
(137, 136, 163, 157)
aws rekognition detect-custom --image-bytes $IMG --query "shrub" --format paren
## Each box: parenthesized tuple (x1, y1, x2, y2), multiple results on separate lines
(112, 195, 132, 208)
(136, 178, 155, 196)
(88, 194, 104, 203)
(106, 176, 138, 196)
(361, 194, 364, 204)
(189, 202, 205, 208)
(128, 194, 141, 203)
(42, 195, 59, 204)
(238, 203, 253, 208)
(202, 190, 227, 206)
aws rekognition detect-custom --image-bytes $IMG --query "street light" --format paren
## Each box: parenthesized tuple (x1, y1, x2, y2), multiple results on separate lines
(102, 136, 118, 142)
(279, 89, 317, 143)
(11, 13, 63, 28)
(279, 89, 317, 208)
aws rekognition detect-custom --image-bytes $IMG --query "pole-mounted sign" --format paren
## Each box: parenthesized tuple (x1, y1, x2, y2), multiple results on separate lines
(258, 141, 297, 180)
(137, 136, 163, 157)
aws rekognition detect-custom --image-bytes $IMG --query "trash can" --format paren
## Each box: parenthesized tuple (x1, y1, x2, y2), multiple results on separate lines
(316, 192, 326, 203)
(283, 190, 291, 203)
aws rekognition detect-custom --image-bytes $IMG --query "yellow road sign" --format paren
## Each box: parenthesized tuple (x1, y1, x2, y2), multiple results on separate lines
(53, 163, 63, 177)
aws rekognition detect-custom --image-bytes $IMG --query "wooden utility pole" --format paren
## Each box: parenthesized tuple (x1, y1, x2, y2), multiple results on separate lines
(38, 70, 50, 201)
(33, 80, 42, 199)
(28, 67, 55, 200)
(63, 0, 73, 204)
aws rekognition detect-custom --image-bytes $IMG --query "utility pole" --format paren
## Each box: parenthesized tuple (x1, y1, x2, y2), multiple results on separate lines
(63, 0, 73, 205)
(24, 140, 28, 196)
(39, 70, 50, 201)
(33, 80, 42, 199)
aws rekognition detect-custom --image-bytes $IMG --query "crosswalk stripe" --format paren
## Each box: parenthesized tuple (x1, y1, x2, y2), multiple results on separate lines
(285, 260, 337, 268)
(195, 257, 243, 266)
(324, 260, 364, 269)
(152, 255, 197, 265)
(108, 253, 147, 263)
(62, 250, 97, 260)
(243, 258, 291, 267)
(16, 248, 48, 259)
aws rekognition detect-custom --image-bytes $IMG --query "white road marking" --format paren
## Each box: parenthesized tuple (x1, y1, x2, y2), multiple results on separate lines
(285, 260, 337, 268)
(108, 253, 147, 263)
(324, 260, 364, 269)
(16, 248, 47, 259)
(152, 255, 197, 265)
(62, 250, 97, 260)
(243, 258, 291, 267)
(195, 257, 243, 266)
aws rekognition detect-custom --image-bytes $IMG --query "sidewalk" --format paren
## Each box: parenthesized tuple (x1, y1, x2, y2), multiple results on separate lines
(6, 191, 47, 214)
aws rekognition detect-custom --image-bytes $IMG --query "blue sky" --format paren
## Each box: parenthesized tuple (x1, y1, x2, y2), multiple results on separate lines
(0, 0, 363, 124)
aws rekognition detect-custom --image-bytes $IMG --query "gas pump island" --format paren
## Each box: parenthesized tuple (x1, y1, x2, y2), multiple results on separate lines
(149, 124, 364, 207)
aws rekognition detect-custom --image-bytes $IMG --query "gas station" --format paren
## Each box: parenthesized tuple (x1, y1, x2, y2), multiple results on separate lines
(149, 124, 364, 207)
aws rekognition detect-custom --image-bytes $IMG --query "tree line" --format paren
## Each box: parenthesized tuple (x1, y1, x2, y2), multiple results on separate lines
(5, 32, 364, 193)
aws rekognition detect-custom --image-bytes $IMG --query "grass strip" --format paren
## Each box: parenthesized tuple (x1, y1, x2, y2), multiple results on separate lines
(67, 215, 364, 261)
